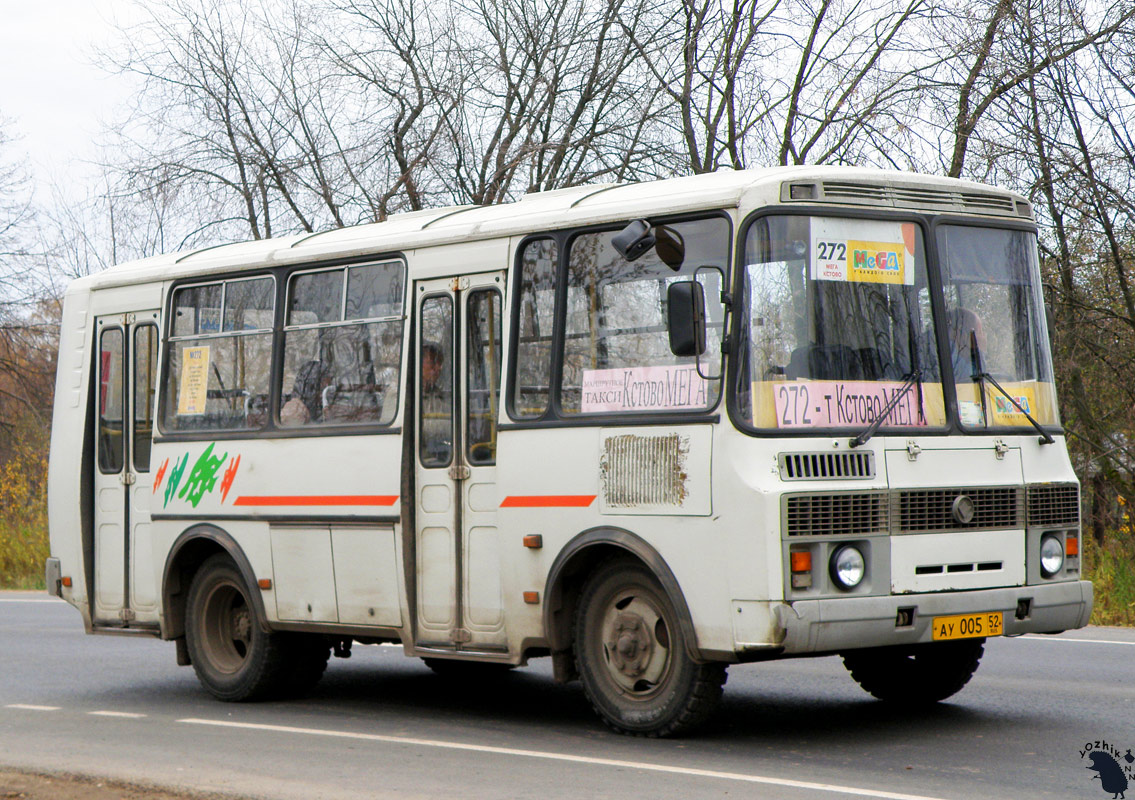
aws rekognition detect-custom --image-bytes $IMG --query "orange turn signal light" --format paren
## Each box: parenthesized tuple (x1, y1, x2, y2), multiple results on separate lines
(1065, 535, 1079, 557)
(790, 551, 812, 573)
(258, 579, 273, 590)
(522, 535, 543, 549)
(523, 591, 540, 604)
(61, 576, 72, 587)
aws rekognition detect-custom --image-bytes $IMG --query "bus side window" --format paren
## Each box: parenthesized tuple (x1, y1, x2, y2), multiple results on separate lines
(133, 324, 158, 471)
(467, 289, 502, 465)
(512, 238, 556, 418)
(98, 327, 125, 473)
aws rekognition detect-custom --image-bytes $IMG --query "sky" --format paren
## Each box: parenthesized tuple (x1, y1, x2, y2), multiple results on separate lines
(1, 0, 139, 194)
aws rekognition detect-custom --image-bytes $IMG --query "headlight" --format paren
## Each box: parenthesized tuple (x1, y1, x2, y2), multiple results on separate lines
(1040, 534, 1064, 577)
(830, 545, 866, 589)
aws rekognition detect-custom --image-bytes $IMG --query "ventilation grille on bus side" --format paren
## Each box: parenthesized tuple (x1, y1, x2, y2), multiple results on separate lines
(779, 451, 875, 481)
(897, 487, 1023, 532)
(1027, 484, 1080, 527)
(814, 181, 1020, 216)
(600, 433, 688, 508)
(785, 493, 889, 537)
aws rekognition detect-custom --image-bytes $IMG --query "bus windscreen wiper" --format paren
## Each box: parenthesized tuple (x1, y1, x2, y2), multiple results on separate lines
(849, 369, 922, 448)
(966, 331, 1054, 445)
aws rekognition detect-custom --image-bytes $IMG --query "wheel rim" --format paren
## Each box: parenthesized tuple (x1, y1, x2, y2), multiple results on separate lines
(597, 587, 673, 698)
(199, 580, 252, 675)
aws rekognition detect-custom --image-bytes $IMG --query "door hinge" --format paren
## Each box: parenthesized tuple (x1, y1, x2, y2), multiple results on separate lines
(451, 628, 472, 644)
(119, 472, 137, 486)
(448, 464, 471, 481)
(906, 441, 921, 461)
(994, 439, 1008, 460)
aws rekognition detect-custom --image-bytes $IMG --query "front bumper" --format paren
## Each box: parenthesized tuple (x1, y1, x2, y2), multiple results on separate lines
(775, 580, 1092, 654)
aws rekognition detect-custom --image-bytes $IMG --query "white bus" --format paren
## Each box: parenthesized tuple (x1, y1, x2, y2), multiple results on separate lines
(46, 168, 1090, 736)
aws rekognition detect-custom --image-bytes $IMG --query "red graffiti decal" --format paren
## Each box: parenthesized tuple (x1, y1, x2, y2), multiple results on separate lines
(220, 455, 241, 503)
(152, 458, 170, 494)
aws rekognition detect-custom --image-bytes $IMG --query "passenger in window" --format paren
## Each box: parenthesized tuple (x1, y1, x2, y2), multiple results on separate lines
(281, 360, 327, 426)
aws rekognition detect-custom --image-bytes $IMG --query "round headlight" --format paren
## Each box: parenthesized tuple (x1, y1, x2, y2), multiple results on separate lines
(830, 545, 866, 589)
(1040, 535, 1064, 577)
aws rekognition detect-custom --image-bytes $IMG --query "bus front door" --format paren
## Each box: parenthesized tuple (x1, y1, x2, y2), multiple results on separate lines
(413, 273, 508, 653)
(92, 312, 160, 627)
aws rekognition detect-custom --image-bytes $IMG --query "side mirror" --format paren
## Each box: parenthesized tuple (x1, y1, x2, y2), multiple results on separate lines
(668, 281, 706, 357)
(612, 219, 655, 262)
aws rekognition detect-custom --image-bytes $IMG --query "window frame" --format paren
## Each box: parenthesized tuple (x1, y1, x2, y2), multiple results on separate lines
(726, 205, 1062, 439)
(159, 273, 277, 436)
(504, 210, 733, 427)
(155, 253, 409, 443)
(279, 259, 406, 431)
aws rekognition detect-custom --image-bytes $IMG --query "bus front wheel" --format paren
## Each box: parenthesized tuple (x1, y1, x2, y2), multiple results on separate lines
(574, 560, 726, 737)
(841, 639, 985, 704)
(186, 554, 328, 701)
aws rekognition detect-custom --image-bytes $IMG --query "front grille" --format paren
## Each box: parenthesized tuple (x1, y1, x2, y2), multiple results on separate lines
(779, 451, 875, 481)
(786, 493, 889, 537)
(1027, 484, 1080, 527)
(898, 487, 1023, 532)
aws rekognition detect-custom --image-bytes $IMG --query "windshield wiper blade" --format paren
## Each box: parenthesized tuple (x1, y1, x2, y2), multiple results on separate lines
(966, 330, 1054, 445)
(850, 369, 922, 448)
(970, 370, 1055, 445)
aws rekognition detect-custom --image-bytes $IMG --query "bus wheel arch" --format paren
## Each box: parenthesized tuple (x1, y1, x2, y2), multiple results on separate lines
(161, 525, 268, 644)
(543, 527, 702, 682)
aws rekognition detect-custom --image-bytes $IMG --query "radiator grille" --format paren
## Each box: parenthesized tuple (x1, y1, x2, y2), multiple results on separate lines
(1027, 484, 1080, 527)
(779, 451, 875, 481)
(814, 181, 1020, 216)
(786, 493, 889, 537)
(898, 487, 1023, 532)
(600, 433, 688, 507)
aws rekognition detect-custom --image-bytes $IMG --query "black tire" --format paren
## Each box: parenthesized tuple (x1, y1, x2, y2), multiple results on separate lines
(186, 554, 328, 701)
(421, 658, 515, 679)
(574, 560, 726, 737)
(842, 639, 985, 704)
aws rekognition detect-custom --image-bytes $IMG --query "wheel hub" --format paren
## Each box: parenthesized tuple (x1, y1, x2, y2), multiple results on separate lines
(607, 612, 653, 678)
(232, 607, 251, 643)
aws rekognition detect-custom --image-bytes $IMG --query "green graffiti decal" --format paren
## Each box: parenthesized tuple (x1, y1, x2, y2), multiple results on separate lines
(178, 443, 229, 508)
(163, 453, 189, 508)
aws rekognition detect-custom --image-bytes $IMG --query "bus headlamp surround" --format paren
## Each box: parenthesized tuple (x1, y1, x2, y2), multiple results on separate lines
(1039, 534, 1064, 577)
(830, 544, 866, 589)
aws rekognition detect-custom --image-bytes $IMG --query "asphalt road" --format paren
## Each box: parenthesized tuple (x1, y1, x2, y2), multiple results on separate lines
(1, 592, 1132, 800)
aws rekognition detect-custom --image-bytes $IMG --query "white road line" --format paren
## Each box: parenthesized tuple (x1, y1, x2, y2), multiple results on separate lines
(5, 704, 61, 711)
(0, 598, 61, 603)
(178, 718, 949, 800)
(1020, 635, 1135, 646)
(89, 710, 147, 718)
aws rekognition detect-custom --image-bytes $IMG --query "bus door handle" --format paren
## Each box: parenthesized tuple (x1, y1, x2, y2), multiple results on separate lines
(448, 464, 470, 481)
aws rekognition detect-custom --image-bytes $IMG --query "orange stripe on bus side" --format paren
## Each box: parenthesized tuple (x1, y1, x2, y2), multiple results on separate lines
(500, 495, 597, 508)
(233, 495, 399, 507)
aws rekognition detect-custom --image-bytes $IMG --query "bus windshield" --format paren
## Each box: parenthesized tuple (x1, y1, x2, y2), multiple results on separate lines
(735, 214, 945, 431)
(938, 224, 1059, 429)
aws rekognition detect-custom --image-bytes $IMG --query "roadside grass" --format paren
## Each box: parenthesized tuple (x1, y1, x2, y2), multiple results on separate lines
(0, 448, 48, 591)
(1083, 532, 1135, 627)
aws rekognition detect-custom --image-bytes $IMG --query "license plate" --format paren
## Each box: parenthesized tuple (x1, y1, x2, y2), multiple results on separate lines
(931, 611, 1003, 641)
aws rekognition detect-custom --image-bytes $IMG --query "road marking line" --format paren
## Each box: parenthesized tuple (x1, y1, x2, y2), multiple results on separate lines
(89, 710, 147, 718)
(178, 718, 949, 800)
(1020, 636, 1135, 646)
(5, 704, 61, 711)
(0, 598, 62, 603)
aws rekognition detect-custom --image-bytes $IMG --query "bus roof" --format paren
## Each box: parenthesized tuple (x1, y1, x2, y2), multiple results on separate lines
(72, 166, 1029, 292)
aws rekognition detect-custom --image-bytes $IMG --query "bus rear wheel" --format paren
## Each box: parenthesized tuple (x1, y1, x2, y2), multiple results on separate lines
(186, 554, 328, 701)
(574, 561, 726, 737)
(841, 639, 985, 704)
